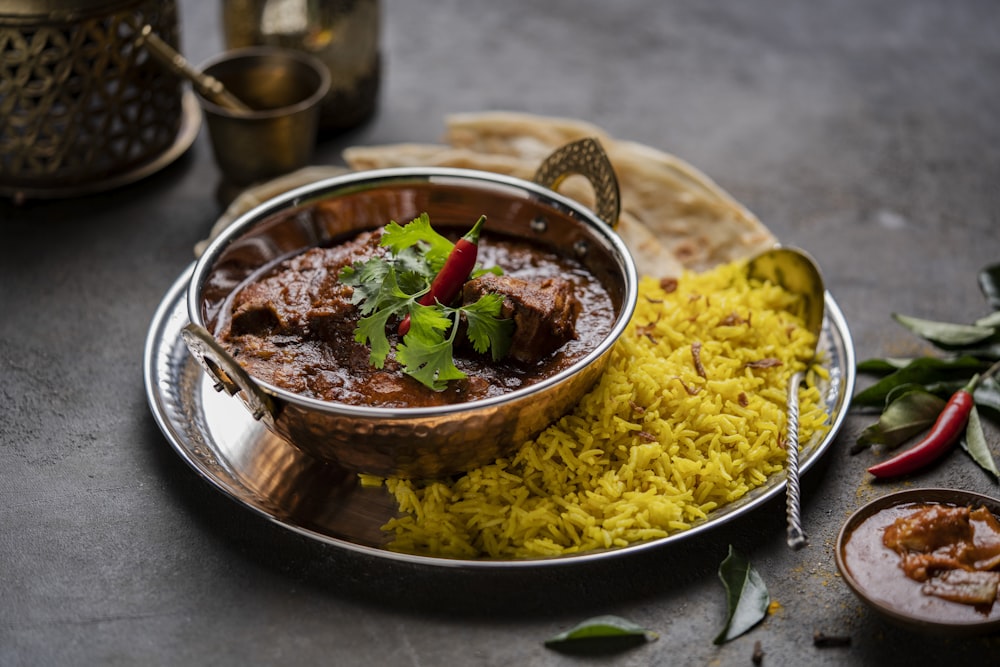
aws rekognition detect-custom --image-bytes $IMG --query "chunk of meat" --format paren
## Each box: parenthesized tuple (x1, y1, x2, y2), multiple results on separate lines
(884, 505, 973, 556)
(970, 507, 1000, 570)
(883, 504, 1000, 605)
(462, 273, 581, 364)
(922, 569, 1000, 606)
(227, 230, 384, 339)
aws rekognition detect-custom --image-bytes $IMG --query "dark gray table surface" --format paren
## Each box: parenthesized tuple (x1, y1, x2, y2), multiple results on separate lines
(3, 1, 1000, 664)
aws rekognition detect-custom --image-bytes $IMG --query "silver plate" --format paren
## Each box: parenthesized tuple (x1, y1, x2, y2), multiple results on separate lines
(144, 264, 856, 568)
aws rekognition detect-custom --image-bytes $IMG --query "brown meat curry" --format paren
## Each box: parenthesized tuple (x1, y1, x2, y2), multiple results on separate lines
(215, 226, 615, 408)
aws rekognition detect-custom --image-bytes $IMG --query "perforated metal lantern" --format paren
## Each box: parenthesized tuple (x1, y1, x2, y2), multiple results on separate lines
(0, 0, 197, 198)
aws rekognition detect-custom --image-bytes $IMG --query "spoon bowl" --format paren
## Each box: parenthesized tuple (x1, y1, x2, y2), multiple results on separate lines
(747, 247, 825, 549)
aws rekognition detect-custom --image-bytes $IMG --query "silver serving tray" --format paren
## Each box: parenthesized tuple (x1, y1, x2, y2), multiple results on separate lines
(144, 264, 856, 568)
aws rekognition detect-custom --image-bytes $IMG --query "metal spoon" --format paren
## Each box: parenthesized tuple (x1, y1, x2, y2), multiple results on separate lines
(747, 247, 825, 550)
(136, 25, 253, 114)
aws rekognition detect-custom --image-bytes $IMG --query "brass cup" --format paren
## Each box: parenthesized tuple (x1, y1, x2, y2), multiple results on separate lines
(195, 47, 331, 188)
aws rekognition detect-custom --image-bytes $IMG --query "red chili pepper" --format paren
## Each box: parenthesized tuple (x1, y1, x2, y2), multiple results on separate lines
(398, 215, 486, 336)
(865, 357, 1000, 479)
(866, 375, 978, 479)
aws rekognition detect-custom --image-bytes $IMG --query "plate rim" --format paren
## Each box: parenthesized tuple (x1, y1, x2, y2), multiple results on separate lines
(144, 263, 856, 569)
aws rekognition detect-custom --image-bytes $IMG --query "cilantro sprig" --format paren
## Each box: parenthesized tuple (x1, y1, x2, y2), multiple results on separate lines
(339, 213, 514, 391)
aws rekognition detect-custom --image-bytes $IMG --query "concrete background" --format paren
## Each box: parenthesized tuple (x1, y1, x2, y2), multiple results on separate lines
(3, 0, 999, 664)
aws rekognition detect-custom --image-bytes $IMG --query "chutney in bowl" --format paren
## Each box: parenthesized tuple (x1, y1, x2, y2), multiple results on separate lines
(836, 488, 1000, 636)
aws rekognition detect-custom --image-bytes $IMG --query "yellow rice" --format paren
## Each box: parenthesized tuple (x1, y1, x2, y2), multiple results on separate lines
(376, 260, 829, 559)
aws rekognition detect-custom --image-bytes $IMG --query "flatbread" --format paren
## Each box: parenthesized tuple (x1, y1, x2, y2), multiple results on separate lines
(202, 112, 775, 279)
(343, 112, 774, 277)
(606, 140, 775, 271)
(342, 142, 680, 277)
(444, 111, 613, 161)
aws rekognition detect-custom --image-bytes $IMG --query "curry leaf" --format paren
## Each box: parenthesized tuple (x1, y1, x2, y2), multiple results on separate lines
(892, 313, 995, 347)
(851, 389, 945, 454)
(979, 263, 1000, 310)
(959, 406, 1000, 479)
(544, 615, 658, 654)
(853, 356, 987, 407)
(857, 358, 916, 374)
(977, 311, 1000, 328)
(714, 546, 770, 645)
(974, 376, 1000, 414)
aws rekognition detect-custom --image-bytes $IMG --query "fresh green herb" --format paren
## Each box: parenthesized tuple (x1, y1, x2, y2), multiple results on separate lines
(891, 313, 995, 347)
(851, 388, 946, 454)
(339, 213, 514, 390)
(961, 405, 1000, 479)
(852, 263, 1000, 478)
(544, 615, 657, 654)
(714, 545, 771, 645)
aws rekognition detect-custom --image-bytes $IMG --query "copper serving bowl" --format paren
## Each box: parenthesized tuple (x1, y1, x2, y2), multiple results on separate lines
(183, 140, 638, 478)
(835, 488, 1000, 636)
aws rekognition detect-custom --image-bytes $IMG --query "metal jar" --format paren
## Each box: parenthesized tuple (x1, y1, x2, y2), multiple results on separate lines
(182, 139, 638, 479)
(221, 0, 380, 132)
(0, 0, 188, 198)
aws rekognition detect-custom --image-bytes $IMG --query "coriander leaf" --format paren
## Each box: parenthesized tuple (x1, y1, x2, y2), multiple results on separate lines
(354, 309, 395, 368)
(960, 406, 1000, 479)
(851, 389, 945, 454)
(714, 546, 770, 645)
(340, 256, 392, 311)
(393, 246, 436, 282)
(472, 265, 504, 278)
(544, 615, 657, 654)
(396, 269, 431, 300)
(892, 313, 995, 346)
(461, 294, 514, 360)
(852, 356, 987, 407)
(350, 269, 413, 367)
(381, 213, 454, 270)
(406, 301, 455, 341)
(397, 334, 466, 390)
(979, 263, 1000, 310)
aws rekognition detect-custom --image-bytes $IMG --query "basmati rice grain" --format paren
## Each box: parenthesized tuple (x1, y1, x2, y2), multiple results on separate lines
(380, 259, 830, 559)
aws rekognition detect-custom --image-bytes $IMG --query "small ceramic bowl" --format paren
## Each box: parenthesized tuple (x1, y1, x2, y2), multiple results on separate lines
(835, 488, 1000, 636)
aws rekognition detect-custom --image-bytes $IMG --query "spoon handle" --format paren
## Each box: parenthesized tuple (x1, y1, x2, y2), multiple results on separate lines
(785, 371, 808, 550)
(137, 25, 253, 114)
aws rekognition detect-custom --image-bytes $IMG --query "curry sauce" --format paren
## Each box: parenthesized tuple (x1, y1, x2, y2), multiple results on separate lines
(215, 227, 615, 408)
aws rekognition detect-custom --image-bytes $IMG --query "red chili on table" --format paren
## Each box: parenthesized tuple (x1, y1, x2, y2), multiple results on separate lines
(867, 359, 1000, 479)
(398, 215, 486, 336)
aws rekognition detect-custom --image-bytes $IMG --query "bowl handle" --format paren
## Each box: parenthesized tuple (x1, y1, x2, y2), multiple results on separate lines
(532, 137, 621, 228)
(180, 322, 277, 426)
